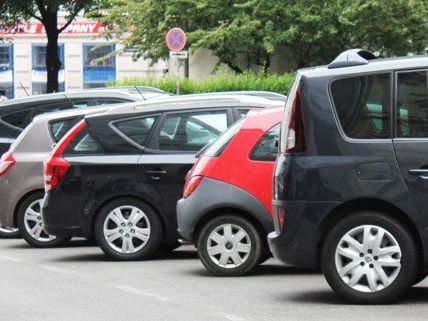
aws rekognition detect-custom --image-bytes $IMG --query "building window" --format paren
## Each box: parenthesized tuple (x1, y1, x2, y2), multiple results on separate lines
(0, 44, 13, 98)
(32, 44, 65, 95)
(32, 45, 64, 70)
(83, 44, 116, 89)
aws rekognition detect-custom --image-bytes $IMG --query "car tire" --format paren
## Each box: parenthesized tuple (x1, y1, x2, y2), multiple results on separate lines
(321, 211, 418, 304)
(17, 192, 70, 248)
(197, 215, 264, 276)
(0, 226, 21, 238)
(94, 198, 163, 261)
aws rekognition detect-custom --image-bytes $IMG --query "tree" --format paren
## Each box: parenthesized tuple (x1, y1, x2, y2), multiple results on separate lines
(93, 0, 428, 73)
(0, 1, 98, 93)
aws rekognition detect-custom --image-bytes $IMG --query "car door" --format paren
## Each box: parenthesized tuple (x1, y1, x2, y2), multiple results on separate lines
(138, 108, 233, 233)
(393, 69, 428, 222)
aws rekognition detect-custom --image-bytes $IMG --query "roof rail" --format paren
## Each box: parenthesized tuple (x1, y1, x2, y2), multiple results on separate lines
(328, 49, 376, 69)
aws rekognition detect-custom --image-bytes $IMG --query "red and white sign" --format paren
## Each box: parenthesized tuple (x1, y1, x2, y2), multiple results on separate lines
(0, 22, 105, 36)
(166, 28, 186, 52)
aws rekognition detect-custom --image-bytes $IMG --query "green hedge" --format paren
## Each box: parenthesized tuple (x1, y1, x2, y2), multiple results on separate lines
(110, 72, 294, 95)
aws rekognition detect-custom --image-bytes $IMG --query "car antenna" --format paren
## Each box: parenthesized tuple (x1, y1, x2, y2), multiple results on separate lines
(134, 85, 146, 101)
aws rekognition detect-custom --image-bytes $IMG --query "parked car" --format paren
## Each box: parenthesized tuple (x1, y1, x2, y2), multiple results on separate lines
(268, 49, 428, 304)
(0, 105, 120, 243)
(42, 95, 283, 258)
(177, 106, 283, 276)
(0, 88, 168, 238)
(0, 87, 168, 157)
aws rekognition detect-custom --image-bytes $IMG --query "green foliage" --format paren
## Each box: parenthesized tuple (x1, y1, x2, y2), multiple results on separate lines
(94, 0, 428, 72)
(110, 72, 295, 95)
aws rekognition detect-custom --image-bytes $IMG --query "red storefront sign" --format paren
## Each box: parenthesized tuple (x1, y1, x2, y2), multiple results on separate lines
(0, 22, 105, 35)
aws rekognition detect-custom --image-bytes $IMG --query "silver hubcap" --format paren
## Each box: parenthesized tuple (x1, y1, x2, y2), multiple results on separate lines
(207, 223, 252, 269)
(0, 225, 19, 234)
(24, 199, 56, 242)
(103, 206, 151, 254)
(335, 225, 402, 293)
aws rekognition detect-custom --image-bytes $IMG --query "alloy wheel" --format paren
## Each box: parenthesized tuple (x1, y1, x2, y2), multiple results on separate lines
(103, 206, 151, 254)
(206, 223, 252, 269)
(23, 199, 56, 242)
(0, 225, 19, 234)
(335, 224, 402, 293)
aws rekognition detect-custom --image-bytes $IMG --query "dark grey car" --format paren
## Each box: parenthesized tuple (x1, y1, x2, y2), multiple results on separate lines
(269, 49, 428, 304)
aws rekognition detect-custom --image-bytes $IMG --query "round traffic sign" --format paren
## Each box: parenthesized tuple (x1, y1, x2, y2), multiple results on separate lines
(166, 28, 186, 52)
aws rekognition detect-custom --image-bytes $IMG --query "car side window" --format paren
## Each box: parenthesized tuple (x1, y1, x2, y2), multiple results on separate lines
(157, 110, 228, 151)
(1, 109, 31, 128)
(49, 117, 82, 143)
(64, 128, 104, 155)
(250, 124, 280, 161)
(331, 73, 391, 139)
(114, 116, 158, 147)
(396, 71, 428, 138)
(70, 99, 98, 108)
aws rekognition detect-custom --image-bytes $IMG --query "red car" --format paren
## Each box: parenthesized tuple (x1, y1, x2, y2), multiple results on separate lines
(177, 106, 283, 276)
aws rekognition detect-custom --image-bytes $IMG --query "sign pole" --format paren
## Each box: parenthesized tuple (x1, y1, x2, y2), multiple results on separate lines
(176, 59, 180, 95)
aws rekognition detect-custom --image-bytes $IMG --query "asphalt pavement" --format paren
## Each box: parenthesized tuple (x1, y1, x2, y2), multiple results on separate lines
(0, 238, 427, 321)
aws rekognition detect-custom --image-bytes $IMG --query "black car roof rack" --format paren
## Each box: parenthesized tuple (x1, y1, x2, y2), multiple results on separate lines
(328, 49, 376, 69)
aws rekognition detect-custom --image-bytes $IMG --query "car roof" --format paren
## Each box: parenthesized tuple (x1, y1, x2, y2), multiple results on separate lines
(0, 89, 147, 108)
(242, 106, 284, 129)
(188, 91, 287, 101)
(300, 54, 428, 78)
(87, 94, 285, 120)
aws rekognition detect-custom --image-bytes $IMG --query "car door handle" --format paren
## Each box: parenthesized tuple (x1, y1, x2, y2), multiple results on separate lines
(144, 170, 167, 180)
(409, 169, 428, 179)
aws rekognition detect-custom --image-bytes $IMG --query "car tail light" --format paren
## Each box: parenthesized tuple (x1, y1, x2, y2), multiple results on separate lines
(0, 151, 15, 176)
(44, 120, 86, 192)
(284, 90, 305, 153)
(183, 176, 204, 198)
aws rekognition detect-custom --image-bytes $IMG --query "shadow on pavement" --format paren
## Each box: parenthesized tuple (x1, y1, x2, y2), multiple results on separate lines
(184, 264, 319, 278)
(50, 247, 199, 263)
(285, 286, 428, 305)
(5, 238, 96, 249)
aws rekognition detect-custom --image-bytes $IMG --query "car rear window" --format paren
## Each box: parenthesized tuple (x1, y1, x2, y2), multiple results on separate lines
(203, 118, 245, 157)
(331, 73, 391, 139)
(1, 109, 31, 128)
(49, 117, 82, 143)
(64, 128, 104, 155)
(113, 116, 158, 147)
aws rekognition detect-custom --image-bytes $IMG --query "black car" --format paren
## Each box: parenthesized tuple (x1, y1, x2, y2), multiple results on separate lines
(0, 87, 168, 156)
(269, 49, 428, 304)
(42, 94, 281, 260)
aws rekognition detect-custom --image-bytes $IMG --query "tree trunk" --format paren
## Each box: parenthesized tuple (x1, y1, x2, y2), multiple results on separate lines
(44, 12, 61, 93)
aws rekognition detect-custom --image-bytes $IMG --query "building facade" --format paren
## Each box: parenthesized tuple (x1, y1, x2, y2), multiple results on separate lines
(0, 17, 171, 99)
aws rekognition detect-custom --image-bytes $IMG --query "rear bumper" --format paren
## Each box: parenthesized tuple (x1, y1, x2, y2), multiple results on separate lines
(42, 192, 91, 238)
(268, 200, 340, 269)
(177, 177, 273, 241)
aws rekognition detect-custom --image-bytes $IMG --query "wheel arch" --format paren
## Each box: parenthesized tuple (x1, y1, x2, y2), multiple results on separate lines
(13, 189, 45, 227)
(316, 197, 424, 268)
(192, 206, 270, 246)
(89, 194, 168, 239)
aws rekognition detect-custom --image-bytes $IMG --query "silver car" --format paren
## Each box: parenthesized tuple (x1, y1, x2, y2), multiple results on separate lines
(0, 105, 117, 246)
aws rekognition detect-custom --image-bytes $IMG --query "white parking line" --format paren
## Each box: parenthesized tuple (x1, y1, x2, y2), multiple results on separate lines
(0, 255, 24, 263)
(221, 314, 247, 321)
(40, 265, 86, 278)
(110, 284, 169, 302)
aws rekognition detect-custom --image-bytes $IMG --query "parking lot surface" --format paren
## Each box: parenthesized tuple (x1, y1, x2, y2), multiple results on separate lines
(0, 238, 427, 321)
